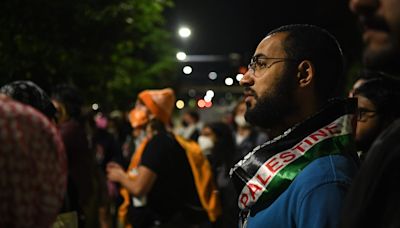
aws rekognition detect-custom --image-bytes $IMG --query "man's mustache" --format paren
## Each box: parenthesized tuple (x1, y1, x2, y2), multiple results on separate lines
(244, 87, 257, 99)
(360, 14, 391, 33)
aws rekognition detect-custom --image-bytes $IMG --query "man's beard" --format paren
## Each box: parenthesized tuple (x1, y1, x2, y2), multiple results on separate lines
(245, 73, 296, 130)
(361, 15, 400, 75)
(364, 42, 400, 75)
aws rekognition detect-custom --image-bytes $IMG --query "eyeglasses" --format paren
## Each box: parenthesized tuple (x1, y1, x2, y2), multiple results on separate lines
(356, 107, 378, 122)
(247, 55, 297, 77)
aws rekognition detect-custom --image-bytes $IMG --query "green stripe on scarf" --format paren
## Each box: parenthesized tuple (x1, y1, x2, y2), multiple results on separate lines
(252, 134, 354, 211)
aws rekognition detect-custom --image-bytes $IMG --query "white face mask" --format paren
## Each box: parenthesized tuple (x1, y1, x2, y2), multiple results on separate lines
(134, 128, 147, 148)
(197, 135, 214, 152)
(235, 115, 249, 127)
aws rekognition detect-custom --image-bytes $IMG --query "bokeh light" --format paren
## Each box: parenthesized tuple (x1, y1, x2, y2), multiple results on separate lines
(178, 27, 191, 38)
(183, 66, 193, 75)
(176, 52, 187, 61)
(236, 73, 244, 81)
(176, 100, 185, 109)
(92, 103, 99, 111)
(208, 72, 218, 80)
(225, 77, 234, 86)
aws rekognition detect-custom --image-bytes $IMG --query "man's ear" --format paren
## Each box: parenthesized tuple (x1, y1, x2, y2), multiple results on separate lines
(296, 60, 315, 88)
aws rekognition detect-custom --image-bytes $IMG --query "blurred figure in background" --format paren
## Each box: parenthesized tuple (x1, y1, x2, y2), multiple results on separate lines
(87, 111, 124, 228)
(107, 88, 218, 228)
(51, 84, 100, 228)
(339, 0, 400, 226)
(349, 0, 400, 75)
(0, 80, 79, 226)
(199, 122, 238, 228)
(231, 100, 268, 162)
(351, 73, 400, 160)
(176, 109, 203, 142)
(348, 70, 382, 97)
(0, 96, 67, 227)
(108, 110, 133, 158)
(339, 124, 400, 228)
(0, 80, 57, 120)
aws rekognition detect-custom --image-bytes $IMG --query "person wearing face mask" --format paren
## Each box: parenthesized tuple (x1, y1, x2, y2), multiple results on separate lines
(107, 88, 220, 228)
(197, 132, 215, 157)
(232, 100, 268, 162)
(199, 122, 238, 228)
(177, 110, 203, 142)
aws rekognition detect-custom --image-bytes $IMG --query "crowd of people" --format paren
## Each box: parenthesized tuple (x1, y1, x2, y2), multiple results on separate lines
(1, 0, 400, 227)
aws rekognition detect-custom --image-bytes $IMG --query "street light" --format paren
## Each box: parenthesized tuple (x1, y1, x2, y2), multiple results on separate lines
(208, 72, 218, 80)
(176, 51, 187, 61)
(236, 73, 244, 81)
(225, 77, 234, 86)
(178, 27, 191, 38)
(183, 66, 193, 75)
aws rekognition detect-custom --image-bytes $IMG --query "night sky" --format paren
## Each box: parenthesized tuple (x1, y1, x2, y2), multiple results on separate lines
(165, 0, 363, 102)
(166, 0, 361, 58)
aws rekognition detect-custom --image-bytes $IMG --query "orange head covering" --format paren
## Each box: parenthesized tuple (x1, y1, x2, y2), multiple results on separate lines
(129, 88, 175, 127)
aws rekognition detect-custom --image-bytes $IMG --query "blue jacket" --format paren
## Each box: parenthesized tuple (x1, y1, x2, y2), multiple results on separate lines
(247, 154, 358, 228)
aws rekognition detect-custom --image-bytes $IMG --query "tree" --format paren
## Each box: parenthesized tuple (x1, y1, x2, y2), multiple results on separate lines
(0, 0, 178, 109)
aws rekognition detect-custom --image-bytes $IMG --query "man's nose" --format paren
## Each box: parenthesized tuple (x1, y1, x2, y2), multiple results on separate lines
(349, 0, 379, 15)
(239, 70, 254, 87)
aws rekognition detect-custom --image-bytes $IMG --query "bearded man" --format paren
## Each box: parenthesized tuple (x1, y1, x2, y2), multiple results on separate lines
(230, 24, 359, 228)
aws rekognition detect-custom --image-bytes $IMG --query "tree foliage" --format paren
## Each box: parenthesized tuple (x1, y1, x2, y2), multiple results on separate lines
(0, 0, 177, 109)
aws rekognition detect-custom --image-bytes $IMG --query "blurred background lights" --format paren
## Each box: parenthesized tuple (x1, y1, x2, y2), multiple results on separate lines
(204, 95, 212, 102)
(197, 99, 206, 108)
(225, 77, 234, 86)
(205, 101, 212, 108)
(92, 103, 99, 111)
(125, 17, 133, 24)
(236, 73, 244, 81)
(188, 89, 196, 97)
(178, 27, 191, 38)
(176, 51, 187, 61)
(208, 72, 217, 80)
(176, 100, 185, 109)
(206, 90, 214, 98)
(225, 92, 233, 100)
(183, 66, 193, 75)
(188, 99, 196, 108)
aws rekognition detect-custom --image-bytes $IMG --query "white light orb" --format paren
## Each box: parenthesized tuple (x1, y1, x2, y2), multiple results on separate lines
(178, 27, 191, 38)
(183, 66, 193, 75)
(225, 77, 234, 86)
(176, 51, 187, 61)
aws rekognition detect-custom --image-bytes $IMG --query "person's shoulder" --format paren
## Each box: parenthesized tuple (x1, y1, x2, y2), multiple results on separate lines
(291, 155, 358, 193)
(147, 132, 182, 151)
(60, 120, 86, 139)
(374, 118, 400, 144)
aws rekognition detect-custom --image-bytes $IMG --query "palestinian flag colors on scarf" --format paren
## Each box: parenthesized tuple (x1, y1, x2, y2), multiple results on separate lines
(230, 98, 358, 214)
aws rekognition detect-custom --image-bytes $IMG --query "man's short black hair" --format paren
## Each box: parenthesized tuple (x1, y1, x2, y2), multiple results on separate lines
(354, 75, 400, 120)
(268, 24, 344, 104)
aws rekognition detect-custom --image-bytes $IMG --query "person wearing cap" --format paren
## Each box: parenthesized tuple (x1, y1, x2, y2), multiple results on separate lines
(107, 88, 210, 228)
